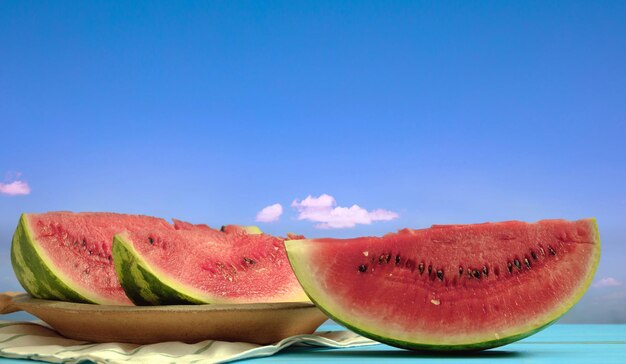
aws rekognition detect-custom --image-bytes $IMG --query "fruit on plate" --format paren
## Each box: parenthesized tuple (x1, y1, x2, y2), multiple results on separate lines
(113, 224, 309, 305)
(11, 212, 172, 305)
(11, 212, 307, 306)
(285, 219, 600, 350)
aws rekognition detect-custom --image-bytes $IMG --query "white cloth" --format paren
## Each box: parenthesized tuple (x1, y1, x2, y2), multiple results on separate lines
(0, 320, 376, 363)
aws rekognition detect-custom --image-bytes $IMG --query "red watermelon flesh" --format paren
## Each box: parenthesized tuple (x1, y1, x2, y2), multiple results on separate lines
(12, 212, 306, 306)
(12, 212, 173, 305)
(285, 219, 600, 350)
(171, 218, 213, 232)
(113, 224, 309, 304)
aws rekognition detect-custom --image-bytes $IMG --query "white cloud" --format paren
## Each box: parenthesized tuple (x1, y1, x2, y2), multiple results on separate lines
(0, 172, 31, 196)
(291, 194, 399, 229)
(593, 277, 623, 288)
(255, 203, 283, 222)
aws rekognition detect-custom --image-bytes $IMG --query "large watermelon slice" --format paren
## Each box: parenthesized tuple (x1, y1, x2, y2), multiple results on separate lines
(112, 224, 309, 305)
(285, 219, 600, 351)
(11, 212, 173, 305)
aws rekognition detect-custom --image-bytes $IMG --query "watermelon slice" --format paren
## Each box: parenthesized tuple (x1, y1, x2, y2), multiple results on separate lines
(11, 212, 173, 305)
(285, 219, 600, 350)
(112, 224, 309, 305)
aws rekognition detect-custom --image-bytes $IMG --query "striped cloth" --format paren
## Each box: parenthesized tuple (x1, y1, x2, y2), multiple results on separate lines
(0, 321, 376, 363)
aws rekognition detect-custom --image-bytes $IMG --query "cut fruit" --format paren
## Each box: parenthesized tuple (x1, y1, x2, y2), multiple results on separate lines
(11, 212, 173, 305)
(11, 212, 309, 306)
(113, 224, 309, 305)
(285, 219, 600, 350)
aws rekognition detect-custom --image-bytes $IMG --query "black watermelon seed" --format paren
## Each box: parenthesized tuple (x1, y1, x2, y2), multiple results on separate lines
(436, 270, 444, 281)
(514, 259, 521, 270)
(418, 262, 424, 274)
(507, 262, 513, 273)
(82, 239, 86, 247)
(524, 258, 531, 269)
(148, 237, 154, 245)
(482, 266, 489, 276)
(379, 253, 391, 264)
(531, 251, 538, 260)
(395, 255, 401, 265)
(458, 266, 463, 276)
(358, 264, 368, 273)
(472, 269, 481, 279)
(428, 265, 433, 276)
(548, 246, 557, 256)
(243, 257, 256, 265)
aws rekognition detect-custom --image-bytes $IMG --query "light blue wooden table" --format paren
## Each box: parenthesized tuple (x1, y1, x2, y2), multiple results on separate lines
(1, 322, 625, 363)
(256, 323, 626, 363)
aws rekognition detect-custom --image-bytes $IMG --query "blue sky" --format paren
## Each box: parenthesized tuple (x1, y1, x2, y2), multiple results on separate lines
(1, 1, 625, 322)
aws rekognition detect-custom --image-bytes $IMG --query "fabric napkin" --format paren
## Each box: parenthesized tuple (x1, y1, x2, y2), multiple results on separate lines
(0, 320, 377, 363)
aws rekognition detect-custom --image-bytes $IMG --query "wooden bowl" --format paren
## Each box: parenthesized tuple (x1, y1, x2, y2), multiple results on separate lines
(0, 293, 328, 345)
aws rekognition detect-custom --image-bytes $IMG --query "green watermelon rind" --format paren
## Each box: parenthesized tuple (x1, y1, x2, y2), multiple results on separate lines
(112, 234, 205, 305)
(10, 214, 95, 304)
(305, 293, 558, 351)
(284, 219, 601, 351)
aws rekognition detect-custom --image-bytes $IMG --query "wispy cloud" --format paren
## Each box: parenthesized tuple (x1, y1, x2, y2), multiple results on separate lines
(0, 172, 31, 196)
(291, 194, 399, 229)
(593, 277, 623, 288)
(255, 203, 283, 222)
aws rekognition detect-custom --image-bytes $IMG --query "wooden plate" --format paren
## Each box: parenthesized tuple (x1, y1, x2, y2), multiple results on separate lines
(0, 292, 328, 345)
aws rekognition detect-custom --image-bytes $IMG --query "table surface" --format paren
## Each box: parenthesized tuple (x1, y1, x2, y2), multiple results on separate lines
(1, 323, 625, 363)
